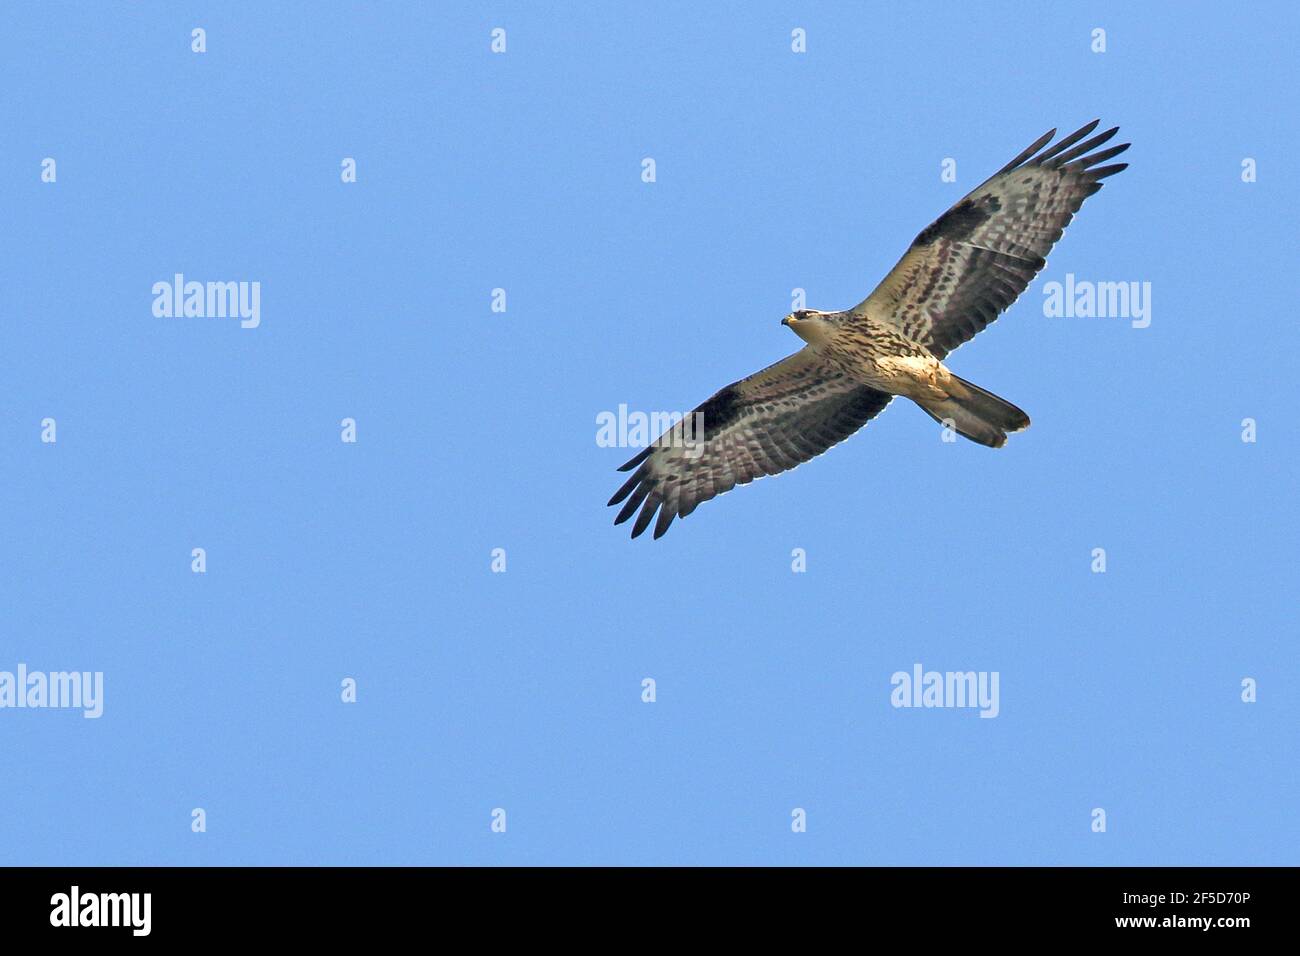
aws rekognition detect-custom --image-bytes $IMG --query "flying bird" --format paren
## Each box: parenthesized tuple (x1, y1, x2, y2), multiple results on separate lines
(609, 121, 1129, 539)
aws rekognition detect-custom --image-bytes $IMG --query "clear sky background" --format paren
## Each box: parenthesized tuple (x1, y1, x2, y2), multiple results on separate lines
(2, 2, 1296, 865)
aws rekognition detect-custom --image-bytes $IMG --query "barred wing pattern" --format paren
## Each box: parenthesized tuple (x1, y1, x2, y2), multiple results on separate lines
(608, 347, 892, 539)
(854, 120, 1129, 358)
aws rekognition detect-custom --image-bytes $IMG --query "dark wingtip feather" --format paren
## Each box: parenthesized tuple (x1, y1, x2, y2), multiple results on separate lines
(1075, 142, 1130, 169)
(1032, 119, 1101, 165)
(1048, 126, 1120, 167)
(607, 472, 638, 507)
(995, 127, 1056, 175)
(1090, 162, 1129, 180)
(618, 446, 653, 472)
(614, 481, 651, 524)
(630, 499, 659, 538)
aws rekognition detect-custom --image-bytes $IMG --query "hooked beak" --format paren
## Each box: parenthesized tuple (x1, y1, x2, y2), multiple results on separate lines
(780, 316, 791, 327)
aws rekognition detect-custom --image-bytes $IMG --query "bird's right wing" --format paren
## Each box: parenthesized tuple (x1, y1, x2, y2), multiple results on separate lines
(853, 120, 1129, 358)
(608, 347, 893, 539)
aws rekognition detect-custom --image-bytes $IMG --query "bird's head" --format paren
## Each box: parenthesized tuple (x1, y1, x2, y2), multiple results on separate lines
(781, 309, 838, 345)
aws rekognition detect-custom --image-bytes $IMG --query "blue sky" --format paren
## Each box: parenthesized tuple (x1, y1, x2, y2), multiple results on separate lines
(2, 2, 1296, 865)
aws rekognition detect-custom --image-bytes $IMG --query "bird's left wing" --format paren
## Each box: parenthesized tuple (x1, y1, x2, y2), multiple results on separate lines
(853, 120, 1130, 358)
(608, 347, 892, 539)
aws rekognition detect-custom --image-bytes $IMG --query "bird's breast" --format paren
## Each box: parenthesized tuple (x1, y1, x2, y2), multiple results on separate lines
(823, 325, 945, 398)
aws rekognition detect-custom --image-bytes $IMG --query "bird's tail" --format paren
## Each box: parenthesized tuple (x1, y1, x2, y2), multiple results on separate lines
(917, 375, 1030, 449)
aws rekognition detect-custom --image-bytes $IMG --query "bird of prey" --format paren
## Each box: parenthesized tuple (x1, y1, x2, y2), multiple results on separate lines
(609, 120, 1129, 539)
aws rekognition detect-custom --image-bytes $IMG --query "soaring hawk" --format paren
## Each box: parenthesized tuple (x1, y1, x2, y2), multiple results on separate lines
(609, 121, 1129, 539)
